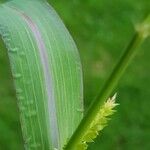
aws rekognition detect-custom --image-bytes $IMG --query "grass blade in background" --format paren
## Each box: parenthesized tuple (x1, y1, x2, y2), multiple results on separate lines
(0, 0, 83, 149)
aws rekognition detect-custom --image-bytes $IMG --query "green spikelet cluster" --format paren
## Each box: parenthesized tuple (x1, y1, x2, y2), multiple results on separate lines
(77, 94, 118, 150)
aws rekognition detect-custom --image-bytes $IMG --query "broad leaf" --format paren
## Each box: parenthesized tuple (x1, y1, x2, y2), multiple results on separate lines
(0, 0, 83, 149)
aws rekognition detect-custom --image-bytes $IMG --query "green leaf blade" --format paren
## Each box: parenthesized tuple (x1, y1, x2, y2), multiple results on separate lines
(0, 0, 83, 149)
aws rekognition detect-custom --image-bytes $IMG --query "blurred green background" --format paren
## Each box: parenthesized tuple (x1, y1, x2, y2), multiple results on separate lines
(0, 0, 150, 149)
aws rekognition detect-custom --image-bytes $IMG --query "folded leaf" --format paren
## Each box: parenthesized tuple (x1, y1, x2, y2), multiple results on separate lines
(0, 0, 83, 149)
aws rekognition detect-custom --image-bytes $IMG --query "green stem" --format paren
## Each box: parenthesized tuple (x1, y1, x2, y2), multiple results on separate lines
(64, 22, 149, 150)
